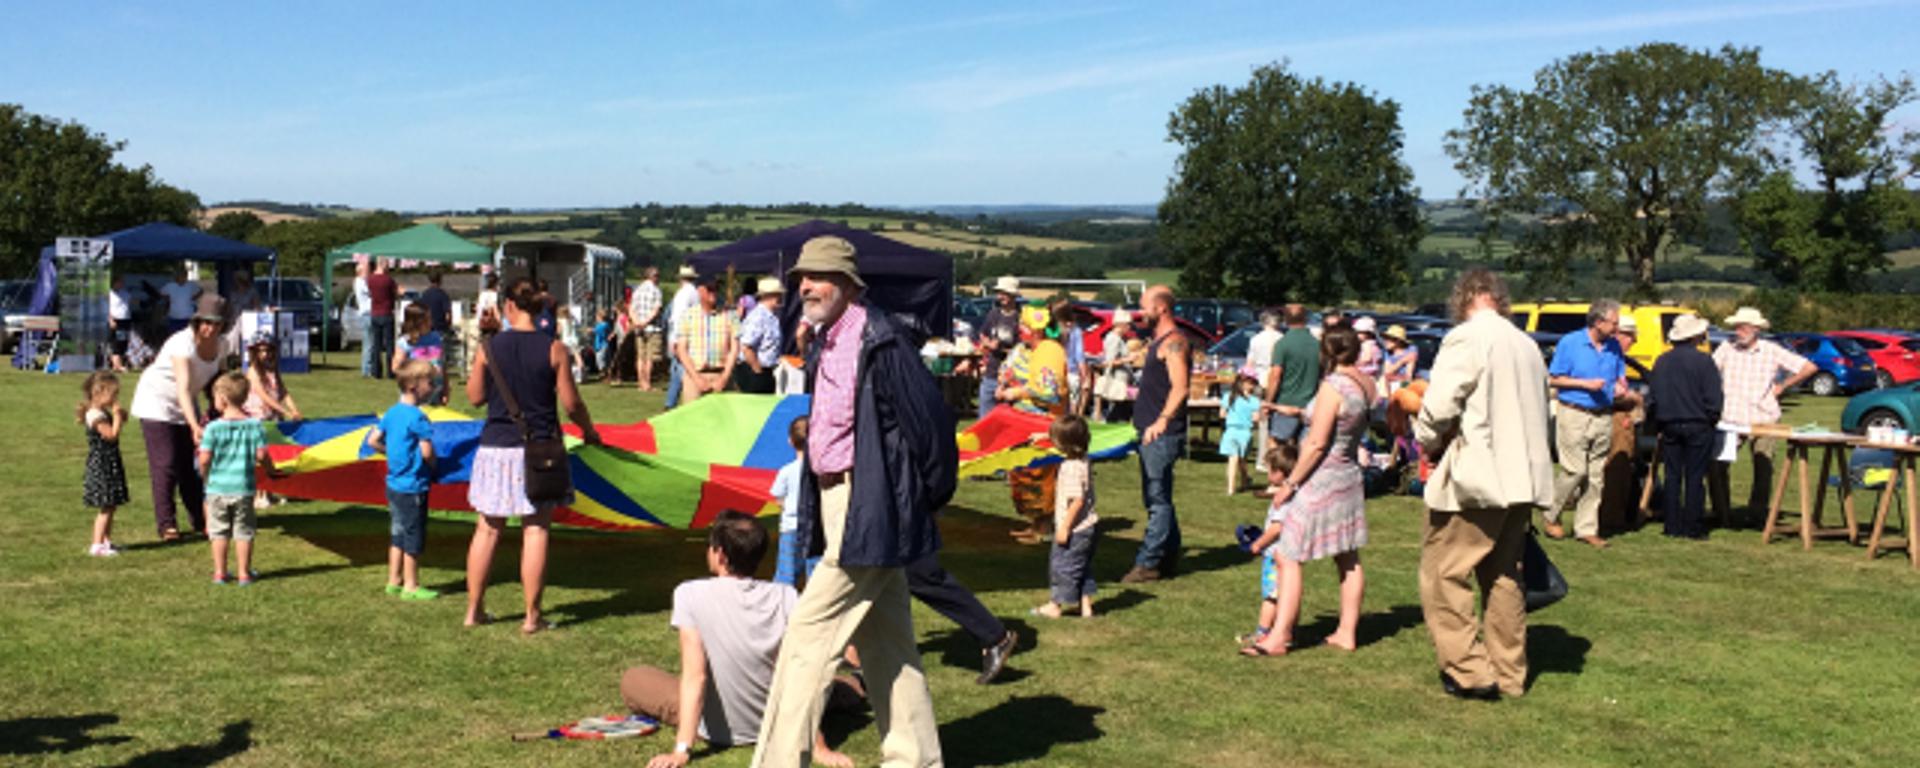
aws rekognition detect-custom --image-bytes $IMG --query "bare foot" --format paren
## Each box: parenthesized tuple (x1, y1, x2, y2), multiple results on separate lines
(815, 747, 854, 768)
(1324, 636, 1357, 652)
(464, 612, 493, 628)
(1240, 638, 1289, 657)
(1030, 603, 1063, 619)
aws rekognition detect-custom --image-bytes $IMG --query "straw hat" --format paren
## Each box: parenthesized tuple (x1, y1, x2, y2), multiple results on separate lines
(789, 235, 864, 287)
(1112, 308, 1132, 326)
(1618, 314, 1638, 335)
(1669, 314, 1710, 343)
(1382, 324, 1408, 343)
(677, 264, 696, 280)
(756, 277, 786, 296)
(1723, 306, 1769, 329)
(994, 276, 1021, 295)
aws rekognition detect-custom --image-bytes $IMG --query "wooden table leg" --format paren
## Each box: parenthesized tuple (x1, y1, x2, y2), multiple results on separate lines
(1869, 457, 1900, 560)
(1763, 443, 1794, 544)
(1907, 461, 1919, 570)
(1639, 441, 1661, 522)
(1812, 444, 1834, 531)
(1799, 447, 1815, 550)
(1838, 445, 1858, 544)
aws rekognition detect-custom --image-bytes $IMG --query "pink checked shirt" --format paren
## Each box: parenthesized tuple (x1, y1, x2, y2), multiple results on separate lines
(809, 302, 868, 475)
(1713, 339, 1809, 426)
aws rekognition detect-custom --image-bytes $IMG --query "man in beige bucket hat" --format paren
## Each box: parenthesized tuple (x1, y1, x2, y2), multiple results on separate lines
(1709, 307, 1815, 526)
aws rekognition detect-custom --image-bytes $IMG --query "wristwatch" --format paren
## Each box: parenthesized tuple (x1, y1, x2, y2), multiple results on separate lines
(674, 741, 692, 755)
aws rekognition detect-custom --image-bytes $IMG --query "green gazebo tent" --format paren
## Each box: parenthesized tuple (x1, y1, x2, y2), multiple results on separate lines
(321, 223, 492, 359)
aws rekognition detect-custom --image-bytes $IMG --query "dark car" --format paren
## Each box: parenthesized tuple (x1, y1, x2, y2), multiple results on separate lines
(1773, 332, 1878, 396)
(256, 277, 347, 350)
(1173, 299, 1255, 339)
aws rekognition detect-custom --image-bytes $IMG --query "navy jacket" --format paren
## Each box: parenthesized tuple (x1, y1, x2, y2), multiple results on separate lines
(796, 305, 957, 568)
(1649, 345, 1723, 427)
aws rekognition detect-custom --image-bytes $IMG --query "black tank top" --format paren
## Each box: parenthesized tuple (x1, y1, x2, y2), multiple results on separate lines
(481, 330, 560, 447)
(1133, 329, 1186, 438)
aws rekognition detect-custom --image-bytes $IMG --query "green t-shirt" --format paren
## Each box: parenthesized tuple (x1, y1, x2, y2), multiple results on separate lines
(199, 418, 266, 496)
(1271, 328, 1321, 408)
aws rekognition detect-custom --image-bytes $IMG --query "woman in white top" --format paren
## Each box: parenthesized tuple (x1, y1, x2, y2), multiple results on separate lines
(130, 294, 231, 541)
(353, 261, 374, 376)
(108, 274, 132, 371)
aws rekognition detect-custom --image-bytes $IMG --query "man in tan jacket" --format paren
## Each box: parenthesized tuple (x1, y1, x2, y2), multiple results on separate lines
(1414, 269, 1554, 701)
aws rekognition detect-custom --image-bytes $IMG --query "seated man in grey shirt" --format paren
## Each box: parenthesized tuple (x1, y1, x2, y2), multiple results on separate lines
(623, 511, 861, 768)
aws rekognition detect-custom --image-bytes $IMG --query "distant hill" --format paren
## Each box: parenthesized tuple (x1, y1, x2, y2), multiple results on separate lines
(896, 204, 1159, 225)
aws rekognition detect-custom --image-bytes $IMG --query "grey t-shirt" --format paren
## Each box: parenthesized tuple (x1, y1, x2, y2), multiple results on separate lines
(670, 577, 798, 745)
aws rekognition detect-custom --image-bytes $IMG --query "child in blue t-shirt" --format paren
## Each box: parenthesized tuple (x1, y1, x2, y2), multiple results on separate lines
(366, 359, 439, 600)
(197, 372, 272, 585)
(591, 309, 614, 376)
(1219, 374, 1260, 495)
(767, 416, 809, 586)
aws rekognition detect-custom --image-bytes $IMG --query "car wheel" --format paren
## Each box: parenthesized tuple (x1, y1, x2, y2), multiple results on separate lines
(1811, 372, 1838, 397)
(1862, 408, 1906, 434)
(1877, 370, 1894, 390)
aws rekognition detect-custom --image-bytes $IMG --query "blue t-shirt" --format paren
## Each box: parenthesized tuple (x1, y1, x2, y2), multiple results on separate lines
(1066, 327, 1086, 369)
(592, 321, 613, 353)
(199, 418, 266, 496)
(1224, 393, 1259, 431)
(377, 402, 436, 494)
(1549, 332, 1626, 410)
(769, 457, 804, 533)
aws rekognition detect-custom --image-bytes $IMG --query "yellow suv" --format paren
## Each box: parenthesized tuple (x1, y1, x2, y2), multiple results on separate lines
(1509, 302, 1702, 375)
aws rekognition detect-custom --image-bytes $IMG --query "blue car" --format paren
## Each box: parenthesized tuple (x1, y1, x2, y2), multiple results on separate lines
(1773, 333, 1878, 397)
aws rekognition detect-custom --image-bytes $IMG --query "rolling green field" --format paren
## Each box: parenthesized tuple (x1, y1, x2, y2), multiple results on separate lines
(3, 364, 1917, 766)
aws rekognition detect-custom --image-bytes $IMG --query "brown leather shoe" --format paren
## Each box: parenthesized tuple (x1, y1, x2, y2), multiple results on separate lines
(1119, 566, 1161, 584)
(1543, 523, 1567, 540)
(1578, 535, 1610, 549)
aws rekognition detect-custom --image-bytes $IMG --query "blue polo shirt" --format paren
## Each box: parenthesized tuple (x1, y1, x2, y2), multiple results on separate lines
(1549, 331, 1625, 411)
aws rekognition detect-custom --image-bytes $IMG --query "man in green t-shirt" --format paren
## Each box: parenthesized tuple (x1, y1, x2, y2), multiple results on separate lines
(1263, 304, 1320, 443)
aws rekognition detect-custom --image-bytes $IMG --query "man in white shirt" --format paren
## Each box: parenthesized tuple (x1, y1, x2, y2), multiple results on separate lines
(663, 264, 700, 409)
(1245, 310, 1283, 469)
(160, 268, 201, 335)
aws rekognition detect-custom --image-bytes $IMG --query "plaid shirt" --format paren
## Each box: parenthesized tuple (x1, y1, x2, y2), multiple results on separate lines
(809, 303, 867, 475)
(1713, 339, 1809, 426)
(629, 281, 662, 332)
(738, 304, 783, 365)
(674, 305, 737, 371)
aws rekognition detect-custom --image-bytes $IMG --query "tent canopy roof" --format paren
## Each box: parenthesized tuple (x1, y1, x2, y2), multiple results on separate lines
(326, 223, 491, 264)
(686, 219, 952, 279)
(93, 222, 275, 263)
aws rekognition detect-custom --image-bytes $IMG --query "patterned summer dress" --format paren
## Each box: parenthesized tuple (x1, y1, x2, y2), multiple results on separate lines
(1273, 374, 1370, 562)
(82, 409, 131, 508)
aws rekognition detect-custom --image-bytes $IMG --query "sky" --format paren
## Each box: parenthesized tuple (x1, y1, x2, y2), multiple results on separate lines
(4, 0, 1917, 210)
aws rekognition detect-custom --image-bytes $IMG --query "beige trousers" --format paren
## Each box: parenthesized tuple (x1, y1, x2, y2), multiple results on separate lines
(1549, 407, 1613, 537)
(1418, 505, 1529, 697)
(752, 475, 941, 768)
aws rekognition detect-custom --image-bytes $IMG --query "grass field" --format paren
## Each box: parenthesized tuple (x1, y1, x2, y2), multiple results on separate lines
(7, 363, 1916, 766)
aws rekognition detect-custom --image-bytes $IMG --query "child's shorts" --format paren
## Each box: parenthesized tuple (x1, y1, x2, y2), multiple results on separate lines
(773, 529, 799, 586)
(206, 494, 257, 540)
(1260, 551, 1278, 599)
(387, 489, 428, 556)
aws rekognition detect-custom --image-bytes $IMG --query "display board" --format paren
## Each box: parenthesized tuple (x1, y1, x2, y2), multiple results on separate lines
(54, 237, 112, 373)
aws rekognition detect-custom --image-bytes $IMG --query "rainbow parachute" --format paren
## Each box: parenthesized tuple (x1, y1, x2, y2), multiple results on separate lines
(261, 396, 1137, 531)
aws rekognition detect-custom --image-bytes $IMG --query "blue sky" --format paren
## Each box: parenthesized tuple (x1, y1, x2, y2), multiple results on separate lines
(4, 0, 1916, 210)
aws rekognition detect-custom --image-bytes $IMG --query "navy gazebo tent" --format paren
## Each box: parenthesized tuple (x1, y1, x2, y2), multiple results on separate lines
(685, 220, 953, 343)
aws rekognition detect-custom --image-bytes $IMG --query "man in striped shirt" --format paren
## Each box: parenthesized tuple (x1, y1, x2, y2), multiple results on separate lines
(672, 276, 738, 405)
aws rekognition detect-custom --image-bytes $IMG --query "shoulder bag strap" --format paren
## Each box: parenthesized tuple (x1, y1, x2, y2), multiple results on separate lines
(483, 336, 533, 443)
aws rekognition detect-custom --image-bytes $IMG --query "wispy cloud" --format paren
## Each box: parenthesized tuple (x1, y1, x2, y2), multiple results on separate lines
(403, 75, 542, 103)
(906, 0, 1909, 111)
(862, 5, 1122, 42)
(587, 93, 805, 115)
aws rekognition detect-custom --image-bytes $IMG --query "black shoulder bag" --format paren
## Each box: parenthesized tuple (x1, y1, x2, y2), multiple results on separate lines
(485, 337, 573, 504)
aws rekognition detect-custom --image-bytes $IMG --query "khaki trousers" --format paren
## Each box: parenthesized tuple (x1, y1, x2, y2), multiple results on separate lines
(752, 475, 941, 768)
(620, 665, 683, 725)
(1419, 505, 1529, 697)
(1549, 407, 1613, 537)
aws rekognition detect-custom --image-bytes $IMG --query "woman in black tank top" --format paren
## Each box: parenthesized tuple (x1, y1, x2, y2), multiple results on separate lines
(461, 277, 603, 634)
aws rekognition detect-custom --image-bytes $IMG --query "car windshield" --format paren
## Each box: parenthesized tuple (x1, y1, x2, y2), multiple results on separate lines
(256, 279, 323, 302)
(1222, 304, 1255, 327)
(1, 280, 32, 312)
(1536, 313, 1587, 335)
(1846, 336, 1885, 350)
(1210, 327, 1252, 359)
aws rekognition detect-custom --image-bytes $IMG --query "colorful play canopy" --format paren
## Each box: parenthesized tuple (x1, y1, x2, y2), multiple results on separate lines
(260, 395, 1137, 531)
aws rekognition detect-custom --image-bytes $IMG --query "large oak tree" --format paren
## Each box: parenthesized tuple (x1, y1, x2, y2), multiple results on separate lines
(1446, 43, 1791, 297)
(1159, 63, 1422, 304)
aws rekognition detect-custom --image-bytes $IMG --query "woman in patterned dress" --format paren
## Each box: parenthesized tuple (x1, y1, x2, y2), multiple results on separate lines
(996, 305, 1069, 543)
(1243, 326, 1373, 656)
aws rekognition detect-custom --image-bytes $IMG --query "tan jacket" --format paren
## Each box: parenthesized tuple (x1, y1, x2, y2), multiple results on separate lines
(1415, 309, 1555, 512)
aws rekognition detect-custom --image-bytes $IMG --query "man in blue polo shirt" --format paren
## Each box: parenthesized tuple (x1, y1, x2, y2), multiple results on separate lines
(1544, 300, 1635, 548)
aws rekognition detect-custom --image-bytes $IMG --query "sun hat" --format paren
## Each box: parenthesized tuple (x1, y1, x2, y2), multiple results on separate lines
(1112, 308, 1132, 326)
(677, 264, 696, 280)
(994, 276, 1021, 295)
(1618, 314, 1638, 334)
(1669, 313, 1710, 343)
(756, 277, 786, 296)
(1351, 316, 1377, 334)
(1382, 324, 1408, 343)
(788, 235, 864, 288)
(192, 294, 227, 323)
(1235, 523, 1262, 554)
(1723, 306, 1769, 329)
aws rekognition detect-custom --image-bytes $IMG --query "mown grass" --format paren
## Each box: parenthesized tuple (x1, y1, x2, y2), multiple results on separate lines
(3, 366, 1916, 766)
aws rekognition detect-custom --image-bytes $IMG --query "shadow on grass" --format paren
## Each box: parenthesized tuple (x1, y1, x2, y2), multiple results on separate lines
(917, 619, 1040, 683)
(1090, 588, 1156, 616)
(1294, 603, 1424, 649)
(112, 719, 251, 768)
(1526, 624, 1592, 689)
(939, 695, 1105, 766)
(0, 713, 131, 756)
